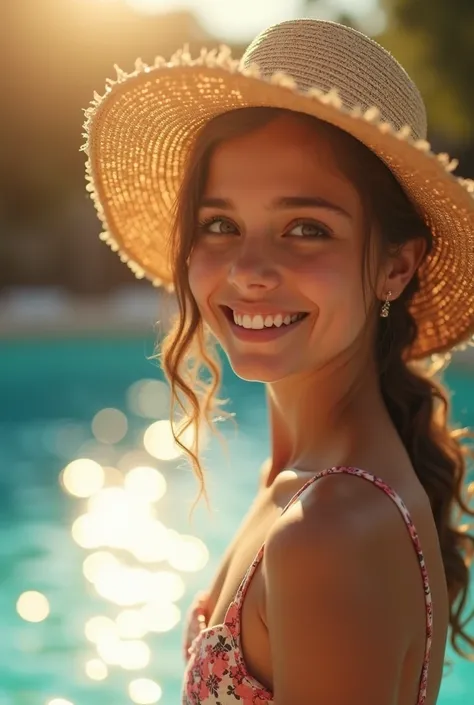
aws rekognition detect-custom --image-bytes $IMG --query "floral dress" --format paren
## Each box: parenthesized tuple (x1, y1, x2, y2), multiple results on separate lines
(182, 466, 433, 705)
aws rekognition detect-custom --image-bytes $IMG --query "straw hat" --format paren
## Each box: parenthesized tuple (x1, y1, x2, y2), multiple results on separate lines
(82, 18, 474, 361)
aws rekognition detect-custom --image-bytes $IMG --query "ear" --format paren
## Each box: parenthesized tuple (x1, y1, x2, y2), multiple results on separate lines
(378, 237, 427, 301)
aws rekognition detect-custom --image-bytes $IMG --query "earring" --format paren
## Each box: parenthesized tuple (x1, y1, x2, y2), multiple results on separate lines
(380, 291, 392, 318)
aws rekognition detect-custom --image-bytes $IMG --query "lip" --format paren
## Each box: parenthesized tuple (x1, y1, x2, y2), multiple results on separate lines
(222, 304, 305, 317)
(220, 306, 309, 342)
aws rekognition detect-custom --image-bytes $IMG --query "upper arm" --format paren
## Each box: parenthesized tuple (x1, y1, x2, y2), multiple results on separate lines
(263, 488, 408, 705)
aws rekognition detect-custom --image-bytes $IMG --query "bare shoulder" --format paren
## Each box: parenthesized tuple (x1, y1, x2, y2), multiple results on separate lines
(267, 468, 425, 540)
(262, 471, 431, 703)
(264, 468, 429, 623)
(265, 470, 401, 557)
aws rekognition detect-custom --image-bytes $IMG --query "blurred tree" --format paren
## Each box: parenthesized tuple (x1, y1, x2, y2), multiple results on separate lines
(377, 0, 474, 142)
(304, 0, 474, 142)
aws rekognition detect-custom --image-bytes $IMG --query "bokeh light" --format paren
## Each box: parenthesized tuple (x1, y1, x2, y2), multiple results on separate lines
(16, 591, 50, 623)
(102, 465, 124, 486)
(92, 408, 128, 444)
(87, 486, 145, 520)
(47, 700, 75, 705)
(126, 379, 171, 419)
(167, 533, 209, 572)
(148, 570, 185, 602)
(95, 640, 122, 666)
(116, 609, 149, 639)
(129, 520, 171, 563)
(85, 658, 108, 681)
(83, 551, 119, 583)
(140, 602, 181, 633)
(116, 450, 160, 473)
(118, 639, 151, 670)
(128, 678, 163, 704)
(72, 484, 179, 564)
(84, 615, 118, 644)
(71, 513, 102, 549)
(124, 466, 167, 502)
(93, 633, 151, 670)
(143, 419, 196, 460)
(93, 564, 154, 606)
(61, 458, 105, 498)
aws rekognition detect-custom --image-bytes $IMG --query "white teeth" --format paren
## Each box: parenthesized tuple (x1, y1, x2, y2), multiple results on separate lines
(251, 315, 264, 330)
(232, 311, 306, 329)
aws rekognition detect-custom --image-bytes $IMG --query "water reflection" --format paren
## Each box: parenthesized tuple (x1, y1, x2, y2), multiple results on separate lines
(55, 381, 210, 698)
(16, 591, 50, 623)
(128, 678, 163, 704)
(91, 408, 128, 444)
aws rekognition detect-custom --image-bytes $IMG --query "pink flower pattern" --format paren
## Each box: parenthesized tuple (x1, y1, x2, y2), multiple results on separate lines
(181, 466, 433, 705)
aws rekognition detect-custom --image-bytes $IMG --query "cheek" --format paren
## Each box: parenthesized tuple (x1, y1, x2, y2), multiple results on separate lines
(302, 254, 366, 334)
(298, 251, 357, 296)
(187, 247, 227, 318)
(188, 250, 213, 300)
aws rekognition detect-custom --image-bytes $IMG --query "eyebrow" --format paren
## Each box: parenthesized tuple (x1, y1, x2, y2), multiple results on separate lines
(199, 196, 352, 220)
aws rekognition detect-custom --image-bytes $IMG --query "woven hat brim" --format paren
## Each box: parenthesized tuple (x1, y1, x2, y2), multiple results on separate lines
(83, 52, 474, 361)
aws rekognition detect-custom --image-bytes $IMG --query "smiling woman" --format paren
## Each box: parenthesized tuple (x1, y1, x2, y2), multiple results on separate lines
(185, 110, 370, 383)
(84, 17, 474, 705)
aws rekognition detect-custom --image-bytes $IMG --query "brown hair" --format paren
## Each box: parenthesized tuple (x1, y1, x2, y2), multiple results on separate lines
(157, 107, 474, 659)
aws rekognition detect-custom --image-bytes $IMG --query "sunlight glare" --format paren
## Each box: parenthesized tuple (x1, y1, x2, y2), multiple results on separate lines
(168, 533, 209, 572)
(119, 640, 151, 670)
(116, 609, 150, 639)
(83, 551, 119, 583)
(148, 570, 185, 602)
(85, 658, 108, 681)
(16, 591, 50, 623)
(126, 379, 171, 419)
(140, 601, 181, 632)
(92, 408, 128, 444)
(84, 615, 118, 644)
(93, 564, 154, 606)
(143, 419, 196, 460)
(129, 519, 171, 563)
(61, 458, 104, 498)
(128, 678, 163, 704)
(124, 466, 167, 502)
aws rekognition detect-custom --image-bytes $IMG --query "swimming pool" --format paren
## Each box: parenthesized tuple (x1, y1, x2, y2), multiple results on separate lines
(1, 337, 473, 704)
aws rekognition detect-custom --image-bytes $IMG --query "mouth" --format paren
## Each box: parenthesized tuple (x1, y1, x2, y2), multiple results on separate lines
(219, 306, 310, 341)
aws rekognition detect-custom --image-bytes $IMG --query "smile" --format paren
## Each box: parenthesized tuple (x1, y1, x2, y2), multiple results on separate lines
(220, 306, 310, 342)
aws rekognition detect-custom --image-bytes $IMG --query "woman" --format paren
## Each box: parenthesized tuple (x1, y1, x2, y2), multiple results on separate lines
(83, 19, 474, 705)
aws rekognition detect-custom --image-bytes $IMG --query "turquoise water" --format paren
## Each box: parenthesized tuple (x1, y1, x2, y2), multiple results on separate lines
(0, 338, 473, 704)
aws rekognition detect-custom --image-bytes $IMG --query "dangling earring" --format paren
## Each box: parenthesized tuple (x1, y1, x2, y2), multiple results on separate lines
(380, 291, 392, 318)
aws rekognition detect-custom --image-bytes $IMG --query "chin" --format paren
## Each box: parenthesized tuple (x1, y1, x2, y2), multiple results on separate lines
(226, 356, 295, 383)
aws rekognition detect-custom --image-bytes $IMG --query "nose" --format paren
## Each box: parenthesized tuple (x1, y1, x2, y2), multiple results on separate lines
(227, 241, 280, 292)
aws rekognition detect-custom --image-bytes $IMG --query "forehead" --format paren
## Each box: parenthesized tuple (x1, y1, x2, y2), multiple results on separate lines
(204, 114, 360, 207)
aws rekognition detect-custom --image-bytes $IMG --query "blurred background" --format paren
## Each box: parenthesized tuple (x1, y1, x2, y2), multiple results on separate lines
(1, 0, 473, 703)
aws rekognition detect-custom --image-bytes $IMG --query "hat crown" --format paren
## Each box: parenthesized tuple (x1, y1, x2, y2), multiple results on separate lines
(242, 19, 427, 139)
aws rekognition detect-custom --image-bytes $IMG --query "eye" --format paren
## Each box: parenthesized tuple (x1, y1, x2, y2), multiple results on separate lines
(197, 216, 239, 235)
(286, 220, 332, 239)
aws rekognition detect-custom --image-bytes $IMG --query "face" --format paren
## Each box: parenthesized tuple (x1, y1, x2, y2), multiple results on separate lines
(188, 113, 376, 383)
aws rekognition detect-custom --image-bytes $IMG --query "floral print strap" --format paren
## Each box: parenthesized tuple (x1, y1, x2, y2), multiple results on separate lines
(182, 466, 433, 705)
(231, 466, 433, 705)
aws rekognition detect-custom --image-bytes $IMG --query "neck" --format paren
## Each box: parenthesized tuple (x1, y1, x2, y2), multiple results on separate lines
(265, 348, 394, 485)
